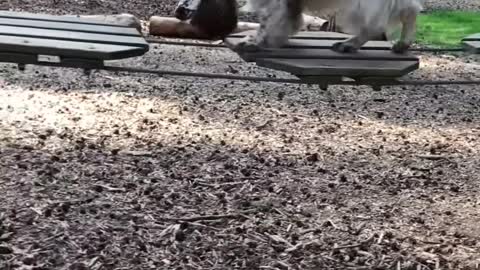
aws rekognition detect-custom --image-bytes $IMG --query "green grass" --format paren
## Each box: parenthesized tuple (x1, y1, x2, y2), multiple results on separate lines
(415, 11, 480, 48)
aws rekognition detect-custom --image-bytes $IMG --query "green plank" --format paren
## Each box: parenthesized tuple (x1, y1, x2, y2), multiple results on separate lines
(462, 33, 480, 41)
(0, 17, 141, 36)
(225, 36, 392, 50)
(0, 25, 148, 48)
(0, 52, 104, 69)
(229, 30, 352, 40)
(0, 35, 147, 60)
(0, 11, 128, 27)
(256, 58, 419, 77)
(241, 48, 418, 61)
(284, 39, 393, 50)
(462, 41, 480, 53)
(0, 52, 37, 64)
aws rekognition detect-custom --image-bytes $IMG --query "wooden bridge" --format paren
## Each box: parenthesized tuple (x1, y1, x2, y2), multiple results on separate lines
(225, 31, 420, 86)
(0, 10, 478, 87)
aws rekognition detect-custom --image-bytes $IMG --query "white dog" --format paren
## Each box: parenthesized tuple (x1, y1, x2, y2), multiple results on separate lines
(237, 0, 424, 53)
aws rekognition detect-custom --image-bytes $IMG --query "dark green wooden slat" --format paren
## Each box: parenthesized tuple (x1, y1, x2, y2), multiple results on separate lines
(0, 52, 105, 69)
(0, 25, 148, 48)
(462, 33, 480, 41)
(0, 18, 141, 36)
(0, 11, 128, 27)
(0, 52, 38, 64)
(255, 58, 419, 77)
(229, 30, 352, 40)
(225, 36, 392, 50)
(241, 48, 418, 61)
(462, 41, 480, 53)
(0, 35, 147, 60)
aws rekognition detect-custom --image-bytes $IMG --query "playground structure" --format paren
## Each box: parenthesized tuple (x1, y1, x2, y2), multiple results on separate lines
(0, 10, 478, 90)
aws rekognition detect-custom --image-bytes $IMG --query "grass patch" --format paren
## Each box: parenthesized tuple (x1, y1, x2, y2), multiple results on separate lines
(416, 11, 480, 48)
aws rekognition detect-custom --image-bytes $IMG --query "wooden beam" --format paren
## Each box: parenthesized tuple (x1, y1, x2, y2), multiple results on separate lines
(0, 11, 130, 27)
(462, 33, 480, 41)
(0, 25, 148, 49)
(240, 48, 418, 62)
(225, 36, 392, 51)
(0, 35, 146, 60)
(0, 17, 141, 36)
(255, 58, 419, 77)
(228, 30, 352, 40)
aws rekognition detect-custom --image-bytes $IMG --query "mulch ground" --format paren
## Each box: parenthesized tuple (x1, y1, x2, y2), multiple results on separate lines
(0, 1, 480, 270)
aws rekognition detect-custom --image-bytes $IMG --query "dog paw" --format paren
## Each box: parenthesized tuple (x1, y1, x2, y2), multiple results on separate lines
(392, 41, 410, 54)
(332, 41, 358, 53)
(233, 36, 262, 53)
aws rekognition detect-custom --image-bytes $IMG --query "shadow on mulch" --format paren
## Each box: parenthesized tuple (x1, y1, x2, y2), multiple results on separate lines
(0, 119, 477, 269)
(1, 66, 479, 267)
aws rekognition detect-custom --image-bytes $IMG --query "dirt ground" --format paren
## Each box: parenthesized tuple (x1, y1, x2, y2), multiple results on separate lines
(1, 1, 480, 270)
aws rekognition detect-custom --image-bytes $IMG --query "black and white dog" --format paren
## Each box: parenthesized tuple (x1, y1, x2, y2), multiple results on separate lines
(174, 0, 424, 53)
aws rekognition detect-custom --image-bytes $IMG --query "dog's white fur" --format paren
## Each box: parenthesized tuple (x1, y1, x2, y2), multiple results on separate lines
(237, 0, 424, 53)
(240, 2, 329, 32)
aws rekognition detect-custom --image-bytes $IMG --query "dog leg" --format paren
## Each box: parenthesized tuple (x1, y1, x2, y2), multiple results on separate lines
(235, 0, 303, 52)
(234, 0, 270, 52)
(259, 0, 303, 47)
(332, 27, 371, 53)
(392, 8, 417, 54)
(330, 9, 373, 53)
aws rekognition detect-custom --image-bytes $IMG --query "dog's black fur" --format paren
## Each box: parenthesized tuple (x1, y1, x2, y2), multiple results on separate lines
(175, 0, 238, 39)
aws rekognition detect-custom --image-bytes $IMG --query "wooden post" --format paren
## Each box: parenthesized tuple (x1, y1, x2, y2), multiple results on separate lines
(149, 16, 206, 39)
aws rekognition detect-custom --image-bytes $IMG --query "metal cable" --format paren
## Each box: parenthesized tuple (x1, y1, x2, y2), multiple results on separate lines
(102, 65, 302, 84)
(101, 65, 480, 86)
(17, 61, 480, 87)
